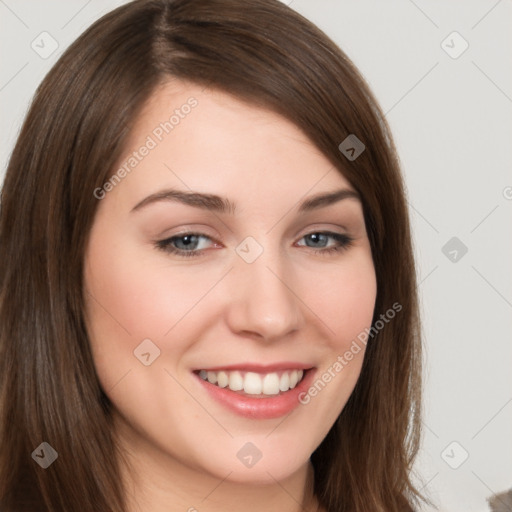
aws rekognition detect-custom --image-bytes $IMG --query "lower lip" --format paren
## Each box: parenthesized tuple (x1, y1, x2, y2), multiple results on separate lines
(194, 369, 317, 419)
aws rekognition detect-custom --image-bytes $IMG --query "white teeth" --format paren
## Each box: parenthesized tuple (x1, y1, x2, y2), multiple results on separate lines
(262, 373, 280, 395)
(198, 368, 307, 395)
(279, 372, 290, 392)
(217, 371, 229, 388)
(289, 370, 298, 389)
(229, 371, 244, 391)
(244, 372, 262, 394)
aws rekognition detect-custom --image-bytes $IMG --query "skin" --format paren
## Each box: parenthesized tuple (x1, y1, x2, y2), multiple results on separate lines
(83, 80, 377, 512)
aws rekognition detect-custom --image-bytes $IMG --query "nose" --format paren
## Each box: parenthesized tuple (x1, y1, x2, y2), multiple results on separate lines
(224, 248, 304, 342)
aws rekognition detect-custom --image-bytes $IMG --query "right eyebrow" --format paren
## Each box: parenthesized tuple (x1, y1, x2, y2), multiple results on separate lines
(130, 189, 237, 215)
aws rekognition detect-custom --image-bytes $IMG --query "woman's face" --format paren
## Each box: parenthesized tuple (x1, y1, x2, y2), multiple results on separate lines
(83, 81, 377, 486)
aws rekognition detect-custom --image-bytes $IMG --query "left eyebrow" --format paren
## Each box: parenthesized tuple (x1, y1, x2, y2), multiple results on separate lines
(297, 188, 360, 212)
(129, 187, 360, 215)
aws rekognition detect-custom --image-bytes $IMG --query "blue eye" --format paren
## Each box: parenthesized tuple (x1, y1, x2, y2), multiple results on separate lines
(155, 231, 353, 258)
(156, 233, 213, 257)
(297, 232, 354, 255)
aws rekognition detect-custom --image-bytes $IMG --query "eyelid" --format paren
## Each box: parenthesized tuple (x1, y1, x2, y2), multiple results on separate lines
(295, 222, 349, 236)
(158, 224, 219, 238)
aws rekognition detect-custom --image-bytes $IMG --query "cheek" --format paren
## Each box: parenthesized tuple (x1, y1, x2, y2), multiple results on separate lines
(82, 227, 230, 392)
(270, 251, 377, 466)
(83, 231, 221, 342)
(305, 251, 377, 349)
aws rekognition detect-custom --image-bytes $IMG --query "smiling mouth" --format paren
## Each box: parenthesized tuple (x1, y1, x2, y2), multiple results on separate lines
(194, 368, 309, 397)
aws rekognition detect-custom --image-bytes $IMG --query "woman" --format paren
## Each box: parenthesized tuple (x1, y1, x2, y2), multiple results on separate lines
(0, 0, 423, 510)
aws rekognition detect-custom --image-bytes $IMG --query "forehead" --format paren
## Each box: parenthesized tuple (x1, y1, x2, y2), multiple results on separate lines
(103, 80, 354, 214)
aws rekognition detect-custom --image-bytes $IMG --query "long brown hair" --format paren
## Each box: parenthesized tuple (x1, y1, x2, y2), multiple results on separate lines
(0, 0, 423, 510)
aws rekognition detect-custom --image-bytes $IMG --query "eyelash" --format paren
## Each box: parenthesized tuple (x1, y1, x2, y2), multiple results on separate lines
(155, 231, 354, 258)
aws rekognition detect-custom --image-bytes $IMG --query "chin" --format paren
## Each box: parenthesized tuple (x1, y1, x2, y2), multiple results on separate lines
(195, 434, 313, 485)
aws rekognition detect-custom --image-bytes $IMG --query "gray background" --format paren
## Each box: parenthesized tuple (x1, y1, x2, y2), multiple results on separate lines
(1, 1, 511, 510)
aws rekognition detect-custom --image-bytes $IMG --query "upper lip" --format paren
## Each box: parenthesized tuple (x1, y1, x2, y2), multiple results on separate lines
(194, 362, 314, 373)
